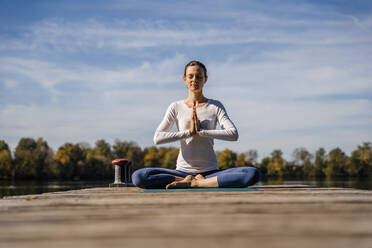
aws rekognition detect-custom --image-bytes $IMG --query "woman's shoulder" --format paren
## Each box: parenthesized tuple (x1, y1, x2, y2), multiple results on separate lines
(165, 100, 185, 112)
(168, 100, 184, 108)
(207, 99, 226, 110)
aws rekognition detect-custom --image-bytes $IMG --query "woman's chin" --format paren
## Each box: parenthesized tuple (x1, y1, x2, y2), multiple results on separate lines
(190, 88, 202, 92)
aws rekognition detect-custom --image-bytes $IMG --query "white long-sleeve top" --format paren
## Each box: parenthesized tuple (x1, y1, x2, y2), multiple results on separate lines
(153, 99, 238, 173)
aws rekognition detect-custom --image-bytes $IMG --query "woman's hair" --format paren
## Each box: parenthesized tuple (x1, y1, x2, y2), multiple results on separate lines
(184, 60, 208, 78)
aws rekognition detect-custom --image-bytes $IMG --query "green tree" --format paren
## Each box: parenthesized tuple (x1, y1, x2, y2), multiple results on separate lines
(347, 142, 372, 177)
(267, 149, 285, 177)
(236, 150, 258, 167)
(14, 138, 38, 179)
(112, 140, 143, 169)
(259, 157, 271, 176)
(162, 148, 179, 169)
(285, 161, 303, 178)
(0, 140, 10, 152)
(0, 140, 13, 180)
(314, 148, 326, 178)
(55, 143, 85, 180)
(236, 152, 247, 167)
(157, 147, 170, 166)
(293, 147, 314, 178)
(83, 140, 113, 179)
(217, 149, 237, 169)
(323, 148, 348, 178)
(33, 138, 54, 180)
(143, 146, 160, 167)
(94, 139, 112, 158)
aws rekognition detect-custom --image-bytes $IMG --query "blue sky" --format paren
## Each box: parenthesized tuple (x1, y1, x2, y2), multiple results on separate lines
(1, 0, 371, 159)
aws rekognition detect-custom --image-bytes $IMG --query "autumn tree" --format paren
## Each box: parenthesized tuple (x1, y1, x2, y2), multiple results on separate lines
(143, 146, 160, 167)
(6, 137, 372, 181)
(162, 148, 179, 169)
(217, 149, 237, 169)
(267, 149, 285, 177)
(0, 140, 13, 180)
(236, 152, 247, 167)
(55, 143, 85, 180)
(236, 150, 258, 167)
(157, 147, 170, 166)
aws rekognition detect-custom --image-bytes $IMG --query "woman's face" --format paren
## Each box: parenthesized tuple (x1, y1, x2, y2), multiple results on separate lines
(183, 65, 207, 92)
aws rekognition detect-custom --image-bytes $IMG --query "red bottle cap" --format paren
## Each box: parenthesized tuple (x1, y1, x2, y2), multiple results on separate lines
(112, 158, 132, 166)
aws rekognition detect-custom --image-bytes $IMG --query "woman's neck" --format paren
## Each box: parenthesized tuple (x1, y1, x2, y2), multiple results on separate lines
(185, 91, 208, 105)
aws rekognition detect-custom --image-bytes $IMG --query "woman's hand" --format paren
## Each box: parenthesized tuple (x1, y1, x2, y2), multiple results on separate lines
(194, 104, 200, 134)
(189, 101, 201, 135)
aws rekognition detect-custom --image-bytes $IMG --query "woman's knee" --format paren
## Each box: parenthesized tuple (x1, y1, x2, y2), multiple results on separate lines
(131, 168, 148, 188)
(217, 167, 260, 188)
(235, 166, 261, 187)
(249, 167, 261, 184)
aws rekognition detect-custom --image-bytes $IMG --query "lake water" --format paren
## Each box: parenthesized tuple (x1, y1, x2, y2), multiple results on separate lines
(0, 180, 112, 198)
(260, 177, 372, 190)
(1, 178, 371, 198)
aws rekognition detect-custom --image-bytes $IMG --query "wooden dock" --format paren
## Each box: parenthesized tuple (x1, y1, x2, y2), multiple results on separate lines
(1, 185, 372, 248)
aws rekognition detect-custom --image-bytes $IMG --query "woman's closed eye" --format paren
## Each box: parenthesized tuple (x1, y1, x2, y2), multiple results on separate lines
(188, 75, 202, 80)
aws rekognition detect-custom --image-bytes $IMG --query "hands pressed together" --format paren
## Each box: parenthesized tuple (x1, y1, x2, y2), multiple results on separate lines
(189, 101, 201, 135)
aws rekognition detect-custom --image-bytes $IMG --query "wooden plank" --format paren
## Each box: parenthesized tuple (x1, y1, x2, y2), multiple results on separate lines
(1, 186, 372, 248)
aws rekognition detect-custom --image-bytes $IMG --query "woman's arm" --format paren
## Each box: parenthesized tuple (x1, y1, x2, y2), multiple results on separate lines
(153, 103, 192, 145)
(198, 103, 239, 141)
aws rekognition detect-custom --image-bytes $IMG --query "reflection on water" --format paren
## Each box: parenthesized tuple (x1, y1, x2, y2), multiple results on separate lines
(1, 178, 371, 198)
(0, 180, 112, 198)
(261, 177, 372, 190)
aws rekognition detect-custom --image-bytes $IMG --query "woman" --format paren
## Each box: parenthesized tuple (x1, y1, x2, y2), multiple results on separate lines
(132, 61, 260, 189)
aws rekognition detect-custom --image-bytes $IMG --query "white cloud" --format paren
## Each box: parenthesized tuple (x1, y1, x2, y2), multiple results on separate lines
(0, 103, 164, 151)
(0, 54, 187, 105)
(208, 46, 372, 100)
(3, 79, 18, 89)
(1, 10, 372, 55)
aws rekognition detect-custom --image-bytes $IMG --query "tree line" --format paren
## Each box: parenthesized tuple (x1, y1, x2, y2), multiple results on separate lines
(0, 138, 371, 180)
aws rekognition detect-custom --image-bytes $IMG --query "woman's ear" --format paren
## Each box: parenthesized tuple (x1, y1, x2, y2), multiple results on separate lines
(183, 75, 189, 88)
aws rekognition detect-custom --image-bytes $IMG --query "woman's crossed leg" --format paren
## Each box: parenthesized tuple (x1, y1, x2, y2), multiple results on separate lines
(132, 166, 260, 189)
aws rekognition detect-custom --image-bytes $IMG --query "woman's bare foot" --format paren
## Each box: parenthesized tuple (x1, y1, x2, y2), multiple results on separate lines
(166, 174, 218, 189)
(192, 174, 219, 188)
(194, 174, 205, 180)
(189, 174, 205, 187)
(166, 175, 194, 189)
